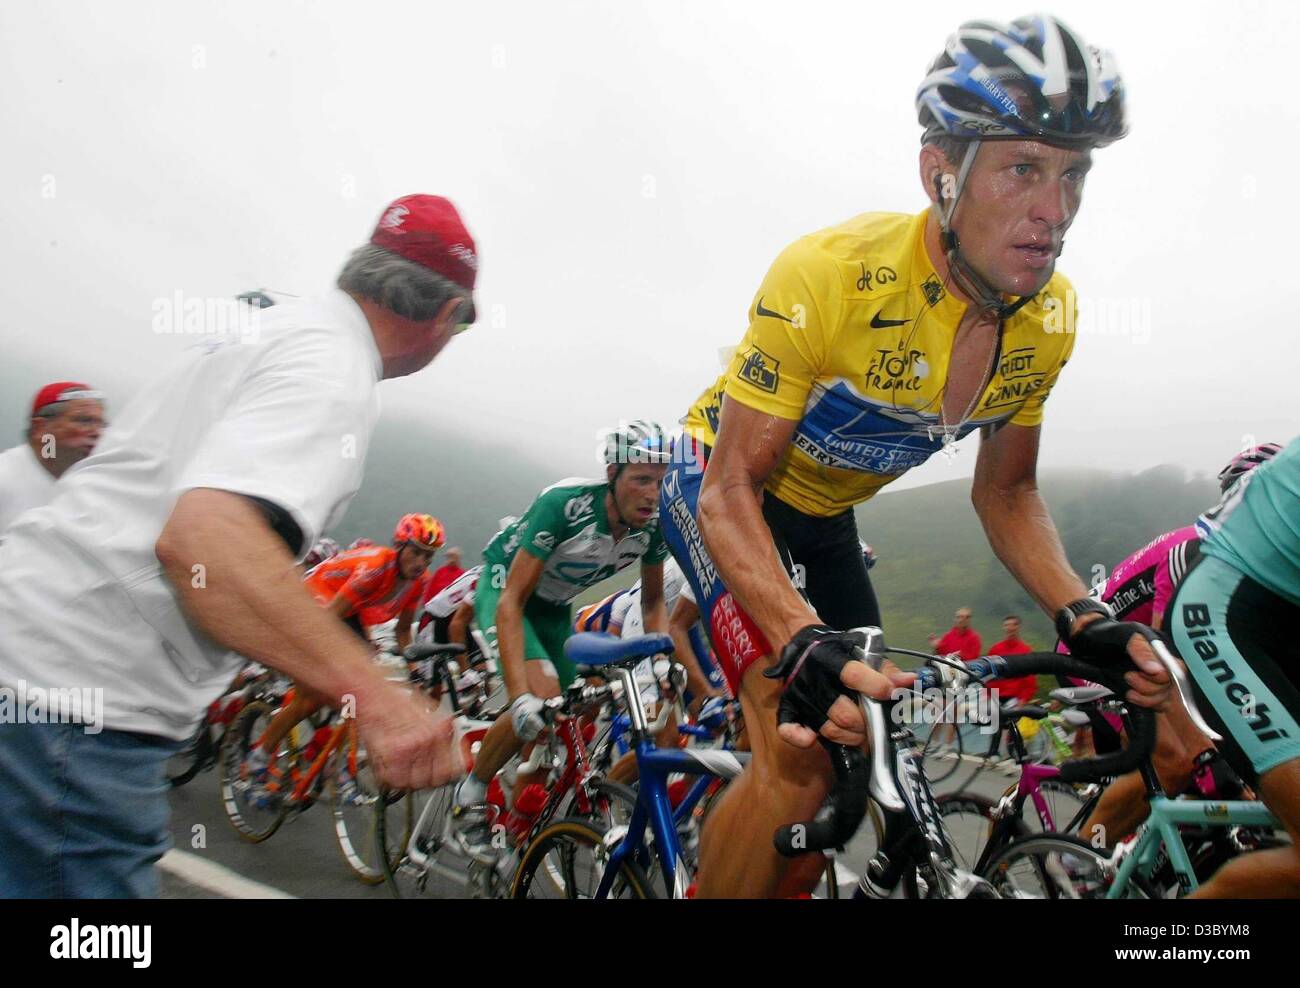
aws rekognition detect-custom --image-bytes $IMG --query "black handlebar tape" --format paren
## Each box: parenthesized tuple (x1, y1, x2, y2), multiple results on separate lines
(992, 651, 1156, 785)
(773, 739, 871, 858)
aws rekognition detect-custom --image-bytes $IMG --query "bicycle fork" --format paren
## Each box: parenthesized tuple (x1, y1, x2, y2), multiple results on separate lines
(858, 694, 996, 899)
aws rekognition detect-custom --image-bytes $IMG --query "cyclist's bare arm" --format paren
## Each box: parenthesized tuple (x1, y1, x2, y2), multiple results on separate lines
(668, 597, 723, 707)
(699, 398, 903, 747)
(325, 591, 353, 621)
(157, 489, 455, 791)
(971, 423, 1090, 617)
(449, 600, 474, 652)
(638, 560, 667, 635)
(159, 490, 393, 707)
(394, 607, 415, 654)
(971, 423, 1168, 704)
(495, 549, 545, 698)
(697, 397, 813, 646)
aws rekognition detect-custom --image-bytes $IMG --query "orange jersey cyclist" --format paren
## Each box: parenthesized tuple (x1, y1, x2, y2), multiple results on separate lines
(244, 513, 445, 786)
(658, 14, 1171, 898)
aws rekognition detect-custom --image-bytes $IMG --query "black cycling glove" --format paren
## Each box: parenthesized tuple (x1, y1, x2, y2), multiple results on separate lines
(1065, 616, 1161, 669)
(764, 624, 866, 733)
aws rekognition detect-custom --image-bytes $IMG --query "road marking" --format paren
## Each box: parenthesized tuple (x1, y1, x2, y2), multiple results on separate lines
(157, 849, 297, 899)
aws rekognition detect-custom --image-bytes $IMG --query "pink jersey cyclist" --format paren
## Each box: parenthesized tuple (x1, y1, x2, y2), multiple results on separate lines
(1058, 526, 1201, 735)
(1098, 525, 1201, 628)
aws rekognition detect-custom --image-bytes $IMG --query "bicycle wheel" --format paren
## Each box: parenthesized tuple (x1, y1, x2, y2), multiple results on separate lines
(218, 699, 291, 842)
(511, 817, 656, 899)
(378, 783, 458, 898)
(331, 736, 412, 884)
(935, 792, 1002, 874)
(559, 778, 638, 828)
(1028, 778, 1090, 833)
(981, 833, 1151, 899)
(917, 720, 964, 784)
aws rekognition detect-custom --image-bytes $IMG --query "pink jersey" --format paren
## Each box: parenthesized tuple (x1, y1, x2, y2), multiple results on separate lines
(1057, 527, 1201, 709)
(1098, 525, 1200, 627)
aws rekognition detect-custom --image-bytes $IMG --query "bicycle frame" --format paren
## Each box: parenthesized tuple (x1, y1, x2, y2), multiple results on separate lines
(404, 707, 599, 878)
(1106, 796, 1279, 898)
(288, 716, 356, 803)
(592, 663, 744, 899)
(597, 742, 734, 899)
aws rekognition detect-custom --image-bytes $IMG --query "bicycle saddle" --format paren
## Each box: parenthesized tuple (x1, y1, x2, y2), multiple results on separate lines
(565, 631, 673, 667)
(1049, 685, 1113, 706)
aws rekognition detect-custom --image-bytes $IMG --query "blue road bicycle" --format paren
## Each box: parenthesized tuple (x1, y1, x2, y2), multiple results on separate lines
(510, 632, 854, 899)
(509, 632, 755, 899)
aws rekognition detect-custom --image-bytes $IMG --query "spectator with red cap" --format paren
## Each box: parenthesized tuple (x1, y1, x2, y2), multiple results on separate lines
(0, 382, 106, 540)
(0, 194, 477, 898)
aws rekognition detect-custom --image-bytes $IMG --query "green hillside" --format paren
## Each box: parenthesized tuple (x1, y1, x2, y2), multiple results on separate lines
(335, 411, 1218, 655)
(859, 465, 1217, 651)
(332, 414, 556, 563)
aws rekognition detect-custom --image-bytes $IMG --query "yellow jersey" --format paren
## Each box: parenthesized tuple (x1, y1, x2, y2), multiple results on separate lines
(683, 209, 1077, 517)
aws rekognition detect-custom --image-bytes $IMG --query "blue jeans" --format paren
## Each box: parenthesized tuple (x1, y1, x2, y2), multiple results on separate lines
(0, 721, 180, 898)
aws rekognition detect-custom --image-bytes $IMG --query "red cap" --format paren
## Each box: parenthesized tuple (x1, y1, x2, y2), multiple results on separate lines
(369, 195, 478, 322)
(31, 382, 104, 417)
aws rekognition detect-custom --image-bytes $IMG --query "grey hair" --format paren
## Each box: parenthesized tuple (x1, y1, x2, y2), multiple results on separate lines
(26, 403, 62, 441)
(337, 244, 471, 323)
(923, 135, 972, 168)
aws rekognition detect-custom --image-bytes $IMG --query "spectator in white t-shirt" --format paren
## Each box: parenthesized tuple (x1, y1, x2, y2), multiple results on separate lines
(0, 381, 106, 539)
(0, 194, 479, 898)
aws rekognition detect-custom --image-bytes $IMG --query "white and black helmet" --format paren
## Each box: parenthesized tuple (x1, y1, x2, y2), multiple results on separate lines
(917, 14, 1127, 148)
(604, 420, 672, 470)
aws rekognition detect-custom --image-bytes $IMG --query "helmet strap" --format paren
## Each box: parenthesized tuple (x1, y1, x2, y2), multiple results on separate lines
(605, 481, 632, 533)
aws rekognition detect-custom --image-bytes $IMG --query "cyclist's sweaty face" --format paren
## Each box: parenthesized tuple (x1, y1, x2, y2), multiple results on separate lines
(612, 464, 668, 529)
(948, 140, 1091, 297)
(398, 544, 435, 579)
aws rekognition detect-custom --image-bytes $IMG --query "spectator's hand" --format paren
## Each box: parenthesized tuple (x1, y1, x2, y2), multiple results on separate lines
(354, 680, 460, 791)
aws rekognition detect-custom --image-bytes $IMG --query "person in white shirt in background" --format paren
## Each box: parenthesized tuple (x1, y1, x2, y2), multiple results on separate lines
(0, 381, 106, 540)
(0, 194, 476, 898)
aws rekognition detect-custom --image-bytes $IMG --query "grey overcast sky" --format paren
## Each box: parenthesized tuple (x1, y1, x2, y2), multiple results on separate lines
(1, 0, 1295, 486)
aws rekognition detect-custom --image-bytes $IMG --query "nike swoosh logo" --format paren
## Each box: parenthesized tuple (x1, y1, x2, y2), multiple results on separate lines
(755, 296, 792, 323)
(870, 313, 909, 329)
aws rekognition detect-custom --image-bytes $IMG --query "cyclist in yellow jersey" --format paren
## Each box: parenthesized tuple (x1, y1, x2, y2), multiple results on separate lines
(657, 14, 1173, 898)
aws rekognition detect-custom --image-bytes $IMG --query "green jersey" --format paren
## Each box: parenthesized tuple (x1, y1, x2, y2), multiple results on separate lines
(482, 478, 668, 605)
(1199, 439, 1300, 608)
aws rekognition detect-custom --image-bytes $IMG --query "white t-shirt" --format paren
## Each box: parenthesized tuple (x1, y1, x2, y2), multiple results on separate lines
(0, 290, 383, 740)
(0, 443, 57, 541)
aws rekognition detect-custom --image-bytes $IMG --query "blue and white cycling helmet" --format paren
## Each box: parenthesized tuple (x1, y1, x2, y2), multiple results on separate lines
(917, 14, 1127, 148)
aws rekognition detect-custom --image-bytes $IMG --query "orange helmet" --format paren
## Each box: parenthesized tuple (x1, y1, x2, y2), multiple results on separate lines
(393, 513, 445, 551)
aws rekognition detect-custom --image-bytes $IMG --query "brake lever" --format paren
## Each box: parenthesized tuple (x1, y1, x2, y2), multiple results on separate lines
(1150, 638, 1222, 742)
